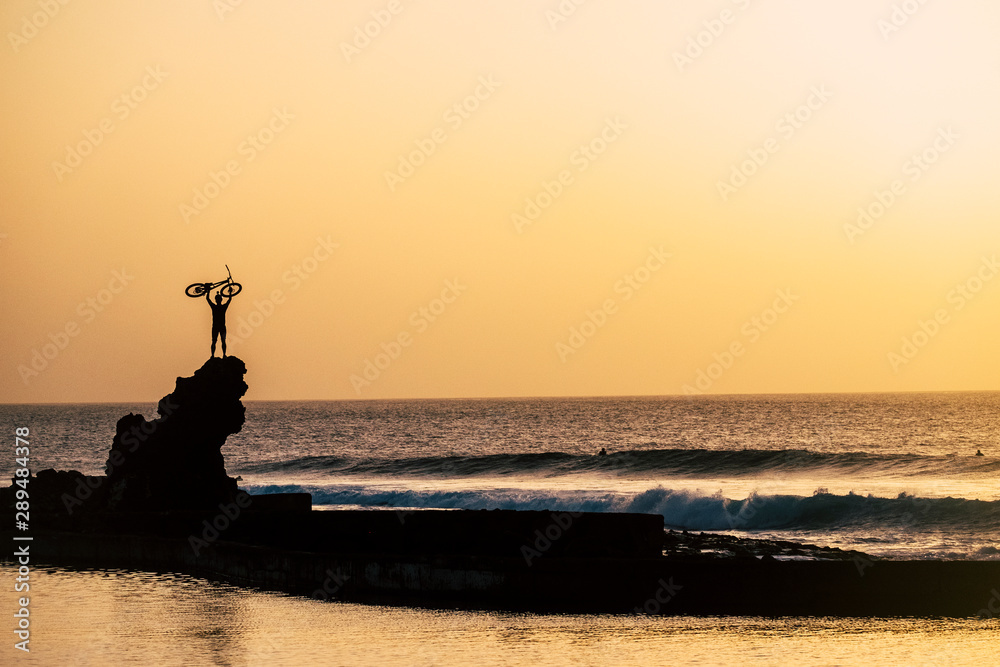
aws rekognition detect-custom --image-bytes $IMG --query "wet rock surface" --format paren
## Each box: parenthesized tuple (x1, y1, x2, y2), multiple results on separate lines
(663, 529, 875, 561)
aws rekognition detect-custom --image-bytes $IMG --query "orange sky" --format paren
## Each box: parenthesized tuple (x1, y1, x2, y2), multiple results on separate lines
(2, 0, 1000, 402)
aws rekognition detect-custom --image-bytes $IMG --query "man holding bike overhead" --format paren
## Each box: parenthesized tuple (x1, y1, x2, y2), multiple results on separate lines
(207, 287, 232, 358)
(185, 266, 242, 358)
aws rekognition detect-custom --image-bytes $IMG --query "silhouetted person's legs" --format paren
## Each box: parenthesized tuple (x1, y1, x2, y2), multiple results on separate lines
(220, 326, 227, 358)
(211, 326, 221, 357)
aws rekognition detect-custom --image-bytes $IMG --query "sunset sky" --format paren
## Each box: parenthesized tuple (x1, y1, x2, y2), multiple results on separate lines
(2, 0, 1000, 402)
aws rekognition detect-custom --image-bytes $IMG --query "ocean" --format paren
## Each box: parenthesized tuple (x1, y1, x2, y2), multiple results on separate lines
(2, 393, 999, 665)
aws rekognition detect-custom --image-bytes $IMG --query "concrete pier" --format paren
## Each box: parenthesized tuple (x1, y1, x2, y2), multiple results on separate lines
(5, 503, 1000, 616)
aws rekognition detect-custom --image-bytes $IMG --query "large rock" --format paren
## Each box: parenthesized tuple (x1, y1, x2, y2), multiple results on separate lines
(104, 356, 248, 511)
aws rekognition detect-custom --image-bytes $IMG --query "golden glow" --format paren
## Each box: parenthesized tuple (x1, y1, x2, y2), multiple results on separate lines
(2, 1, 1000, 401)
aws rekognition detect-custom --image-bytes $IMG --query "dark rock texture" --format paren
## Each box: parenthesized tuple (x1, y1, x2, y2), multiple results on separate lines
(104, 356, 247, 511)
(30, 469, 105, 515)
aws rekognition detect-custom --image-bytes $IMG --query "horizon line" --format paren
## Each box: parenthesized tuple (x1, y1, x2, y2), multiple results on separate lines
(3, 387, 1000, 406)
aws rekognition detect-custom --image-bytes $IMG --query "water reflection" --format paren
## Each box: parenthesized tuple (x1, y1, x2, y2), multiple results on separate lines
(2, 566, 998, 666)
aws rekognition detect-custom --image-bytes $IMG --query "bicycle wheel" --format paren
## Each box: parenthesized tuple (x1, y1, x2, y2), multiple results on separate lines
(220, 282, 242, 297)
(185, 283, 209, 298)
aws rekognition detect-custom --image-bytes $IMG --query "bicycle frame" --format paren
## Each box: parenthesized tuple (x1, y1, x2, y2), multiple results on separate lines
(185, 265, 242, 298)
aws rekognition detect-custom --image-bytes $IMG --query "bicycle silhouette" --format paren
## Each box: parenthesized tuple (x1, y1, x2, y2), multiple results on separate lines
(185, 264, 243, 298)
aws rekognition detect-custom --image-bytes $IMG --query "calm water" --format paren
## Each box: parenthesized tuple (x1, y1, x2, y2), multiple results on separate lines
(1, 394, 999, 664)
(1, 565, 998, 666)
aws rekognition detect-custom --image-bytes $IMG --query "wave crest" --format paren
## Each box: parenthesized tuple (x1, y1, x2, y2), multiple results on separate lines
(242, 483, 1000, 532)
(236, 448, 1000, 479)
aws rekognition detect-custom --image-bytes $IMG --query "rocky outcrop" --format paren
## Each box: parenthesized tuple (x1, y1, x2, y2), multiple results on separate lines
(103, 356, 248, 511)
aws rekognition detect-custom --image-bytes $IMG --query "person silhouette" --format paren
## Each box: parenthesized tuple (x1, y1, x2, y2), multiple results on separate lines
(206, 286, 233, 358)
(976, 449, 984, 457)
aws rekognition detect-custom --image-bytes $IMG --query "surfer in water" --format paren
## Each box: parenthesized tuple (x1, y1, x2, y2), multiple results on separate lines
(597, 448, 607, 456)
(976, 449, 985, 457)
